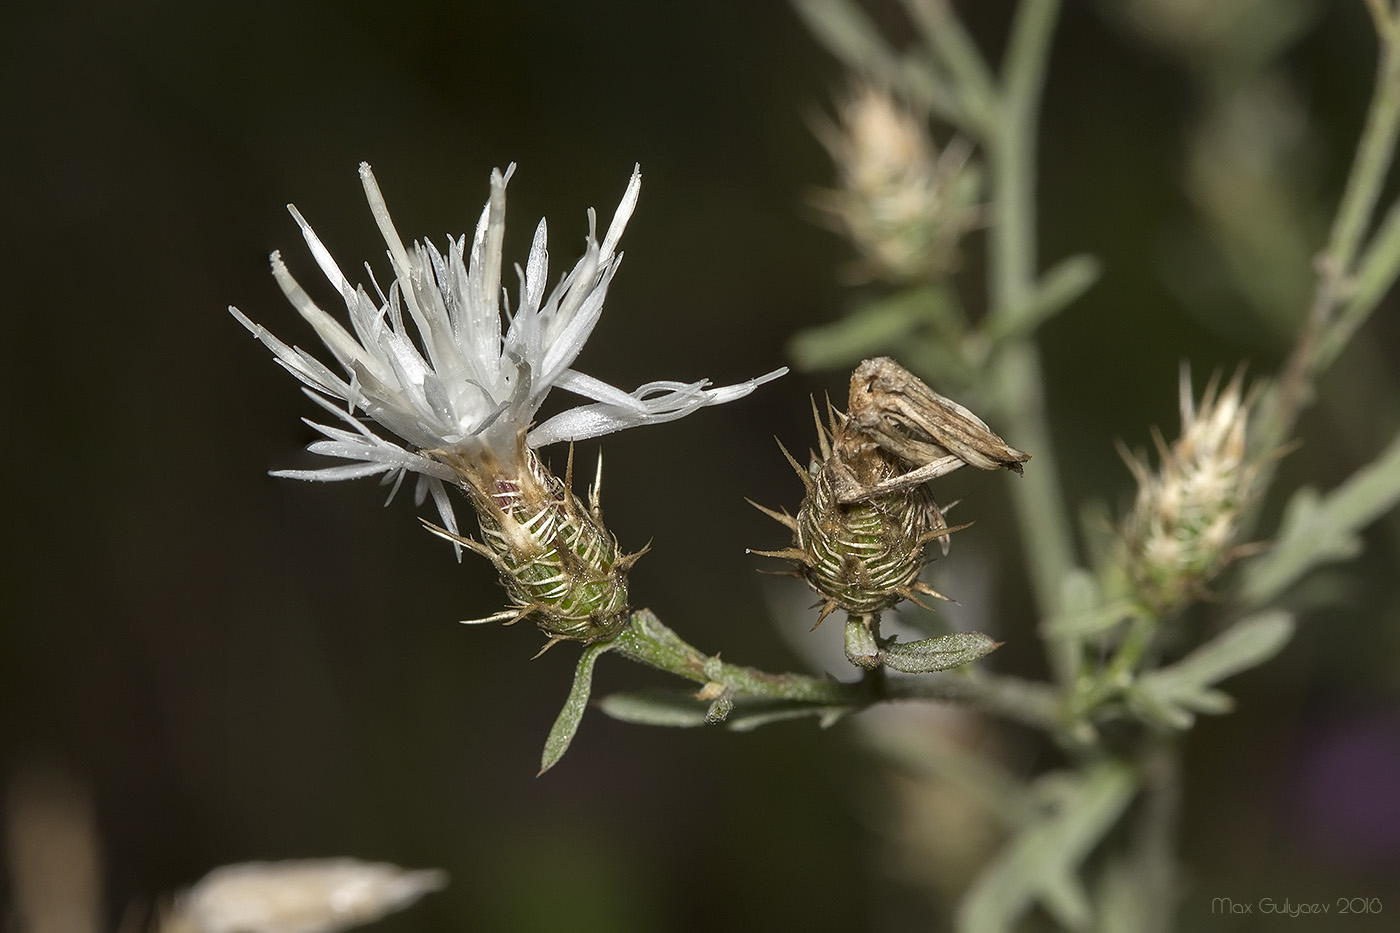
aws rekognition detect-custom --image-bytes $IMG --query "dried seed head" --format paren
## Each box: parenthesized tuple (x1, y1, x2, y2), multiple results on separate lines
(810, 86, 983, 282)
(426, 433, 641, 645)
(752, 359, 1024, 626)
(1118, 367, 1260, 613)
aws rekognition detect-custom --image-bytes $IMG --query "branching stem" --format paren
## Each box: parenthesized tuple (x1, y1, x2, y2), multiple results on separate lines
(611, 610, 1062, 730)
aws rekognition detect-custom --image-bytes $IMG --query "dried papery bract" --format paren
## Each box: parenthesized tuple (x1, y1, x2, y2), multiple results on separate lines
(752, 358, 1027, 628)
(1118, 367, 1262, 614)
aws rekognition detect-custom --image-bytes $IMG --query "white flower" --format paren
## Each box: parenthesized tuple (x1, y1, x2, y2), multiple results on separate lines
(231, 163, 785, 535)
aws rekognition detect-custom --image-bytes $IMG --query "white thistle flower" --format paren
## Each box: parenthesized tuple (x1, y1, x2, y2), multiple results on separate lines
(231, 163, 785, 538)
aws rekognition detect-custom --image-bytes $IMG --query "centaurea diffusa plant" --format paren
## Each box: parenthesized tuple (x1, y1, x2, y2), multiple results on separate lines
(232, 163, 783, 647)
(227, 1, 1400, 927)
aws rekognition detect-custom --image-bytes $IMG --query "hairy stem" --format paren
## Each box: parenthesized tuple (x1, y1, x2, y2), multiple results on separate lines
(612, 609, 1062, 730)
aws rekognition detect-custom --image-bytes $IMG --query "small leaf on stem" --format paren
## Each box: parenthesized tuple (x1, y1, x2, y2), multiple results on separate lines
(881, 631, 1002, 673)
(539, 640, 615, 775)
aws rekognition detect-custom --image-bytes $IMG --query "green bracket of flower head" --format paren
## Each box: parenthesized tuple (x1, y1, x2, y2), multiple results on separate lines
(1129, 610, 1294, 730)
(539, 639, 617, 775)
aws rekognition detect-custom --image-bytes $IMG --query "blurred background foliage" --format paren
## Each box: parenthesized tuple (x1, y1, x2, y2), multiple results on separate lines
(2, 0, 1398, 930)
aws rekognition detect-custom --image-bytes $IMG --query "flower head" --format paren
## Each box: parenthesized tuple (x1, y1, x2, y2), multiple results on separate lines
(232, 163, 785, 537)
(233, 164, 785, 643)
(750, 359, 1026, 630)
(1119, 367, 1260, 613)
(811, 86, 984, 282)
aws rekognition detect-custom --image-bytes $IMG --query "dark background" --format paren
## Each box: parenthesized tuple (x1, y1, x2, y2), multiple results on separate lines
(3, 1, 1398, 930)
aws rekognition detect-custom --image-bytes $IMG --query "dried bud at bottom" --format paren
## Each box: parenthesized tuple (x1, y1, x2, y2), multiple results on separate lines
(1119, 368, 1260, 613)
(428, 433, 643, 645)
(753, 359, 1026, 627)
(163, 859, 446, 933)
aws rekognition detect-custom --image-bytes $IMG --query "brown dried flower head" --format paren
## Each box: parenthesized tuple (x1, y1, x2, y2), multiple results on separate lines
(752, 358, 1029, 627)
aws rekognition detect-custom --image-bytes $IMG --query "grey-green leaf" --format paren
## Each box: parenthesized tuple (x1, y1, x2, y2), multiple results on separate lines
(956, 761, 1137, 933)
(788, 286, 960, 371)
(1242, 432, 1400, 603)
(881, 631, 1001, 673)
(1142, 611, 1294, 701)
(539, 640, 615, 775)
(1131, 611, 1293, 729)
(596, 689, 710, 728)
(597, 689, 851, 732)
(1043, 568, 1134, 639)
(986, 254, 1101, 342)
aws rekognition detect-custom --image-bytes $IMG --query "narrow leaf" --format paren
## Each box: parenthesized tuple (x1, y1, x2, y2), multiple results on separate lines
(987, 254, 1101, 341)
(1243, 432, 1400, 603)
(596, 689, 709, 728)
(597, 689, 850, 732)
(1133, 611, 1293, 728)
(788, 286, 958, 371)
(1043, 568, 1134, 639)
(956, 762, 1137, 933)
(539, 641, 615, 775)
(881, 631, 1001, 673)
(1142, 611, 1293, 701)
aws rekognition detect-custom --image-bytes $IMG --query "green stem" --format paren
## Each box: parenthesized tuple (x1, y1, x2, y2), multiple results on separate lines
(984, 0, 1079, 684)
(1131, 741, 1182, 933)
(902, 0, 1000, 137)
(989, 0, 1060, 308)
(612, 609, 1062, 730)
(1260, 15, 1400, 455)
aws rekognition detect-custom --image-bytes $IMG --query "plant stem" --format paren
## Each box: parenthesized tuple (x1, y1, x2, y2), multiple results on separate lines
(1261, 10, 1400, 455)
(612, 609, 1062, 729)
(984, 0, 1079, 683)
(1131, 741, 1182, 933)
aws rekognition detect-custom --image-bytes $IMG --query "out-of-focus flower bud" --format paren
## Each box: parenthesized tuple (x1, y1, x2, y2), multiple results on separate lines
(1118, 368, 1261, 613)
(811, 86, 984, 282)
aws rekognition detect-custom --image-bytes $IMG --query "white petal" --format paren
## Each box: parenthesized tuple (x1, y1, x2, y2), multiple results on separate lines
(528, 367, 788, 447)
(552, 369, 649, 411)
(600, 164, 641, 262)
